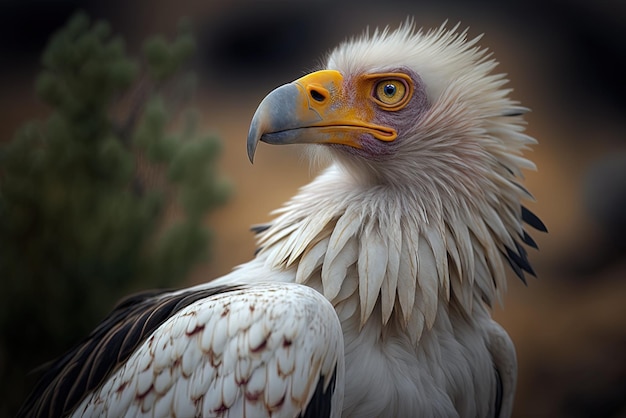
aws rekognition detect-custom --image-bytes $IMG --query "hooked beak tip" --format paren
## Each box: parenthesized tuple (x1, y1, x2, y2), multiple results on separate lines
(247, 112, 264, 164)
(246, 83, 296, 164)
(247, 141, 256, 164)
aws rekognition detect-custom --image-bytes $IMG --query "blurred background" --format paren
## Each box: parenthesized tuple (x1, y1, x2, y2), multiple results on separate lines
(1, 0, 625, 416)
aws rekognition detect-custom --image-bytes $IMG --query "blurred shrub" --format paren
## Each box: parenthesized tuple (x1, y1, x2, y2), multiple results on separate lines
(0, 13, 229, 415)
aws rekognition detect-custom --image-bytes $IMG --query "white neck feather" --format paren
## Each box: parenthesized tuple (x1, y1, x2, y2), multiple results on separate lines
(254, 163, 518, 344)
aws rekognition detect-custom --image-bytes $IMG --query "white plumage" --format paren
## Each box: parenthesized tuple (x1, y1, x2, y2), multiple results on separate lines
(71, 284, 344, 417)
(18, 21, 545, 418)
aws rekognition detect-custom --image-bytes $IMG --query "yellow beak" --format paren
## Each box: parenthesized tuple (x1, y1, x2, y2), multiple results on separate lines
(247, 70, 397, 162)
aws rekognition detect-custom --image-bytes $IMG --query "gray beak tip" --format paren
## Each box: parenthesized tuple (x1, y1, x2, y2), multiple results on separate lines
(246, 83, 300, 164)
(247, 122, 260, 164)
(247, 146, 256, 164)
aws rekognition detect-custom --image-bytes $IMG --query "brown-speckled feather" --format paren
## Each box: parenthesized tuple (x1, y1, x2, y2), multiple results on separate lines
(17, 285, 239, 418)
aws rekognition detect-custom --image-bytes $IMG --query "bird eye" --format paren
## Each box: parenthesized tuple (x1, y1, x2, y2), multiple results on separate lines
(374, 79, 408, 108)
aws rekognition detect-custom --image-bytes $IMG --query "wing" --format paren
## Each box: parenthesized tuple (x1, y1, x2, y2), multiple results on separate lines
(18, 285, 237, 418)
(64, 282, 344, 418)
(486, 320, 517, 418)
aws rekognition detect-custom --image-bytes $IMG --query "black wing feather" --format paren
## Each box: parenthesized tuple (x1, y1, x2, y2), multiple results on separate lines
(493, 365, 504, 418)
(299, 366, 338, 418)
(502, 205, 546, 284)
(505, 243, 536, 278)
(521, 205, 548, 232)
(503, 248, 527, 285)
(520, 230, 538, 249)
(250, 223, 272, 234)
(17, 285, 240, 418)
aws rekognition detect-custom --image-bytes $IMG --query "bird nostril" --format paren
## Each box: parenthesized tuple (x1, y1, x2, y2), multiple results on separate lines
(310, 89, 326, 103)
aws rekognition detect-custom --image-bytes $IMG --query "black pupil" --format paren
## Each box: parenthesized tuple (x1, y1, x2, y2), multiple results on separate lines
(384, 84, 396, 97)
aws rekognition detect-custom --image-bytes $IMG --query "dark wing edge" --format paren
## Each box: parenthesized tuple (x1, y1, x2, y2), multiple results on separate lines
(486, 321, 517, 418)
(502, 205, 547, 285)
(17, 284, 241, 418)
(298, 365, 338, 418)
(251, 223, 272, 255)
(493, 365, 503, 418)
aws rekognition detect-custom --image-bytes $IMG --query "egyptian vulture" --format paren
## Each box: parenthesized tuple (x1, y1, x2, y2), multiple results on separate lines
(18, 22, 546, 418)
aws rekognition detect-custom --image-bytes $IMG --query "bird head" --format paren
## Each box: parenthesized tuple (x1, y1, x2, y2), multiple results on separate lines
(247, 67, 426, 160)
(247, 22, 536, 194)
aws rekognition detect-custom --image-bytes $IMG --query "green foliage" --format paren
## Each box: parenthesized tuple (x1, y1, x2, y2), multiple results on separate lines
(144, 22, 196, 81)
(0, 12, 229, 416)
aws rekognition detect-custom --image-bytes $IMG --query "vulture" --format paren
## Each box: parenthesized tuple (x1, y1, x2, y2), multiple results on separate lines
(18, 21, 546, 418)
